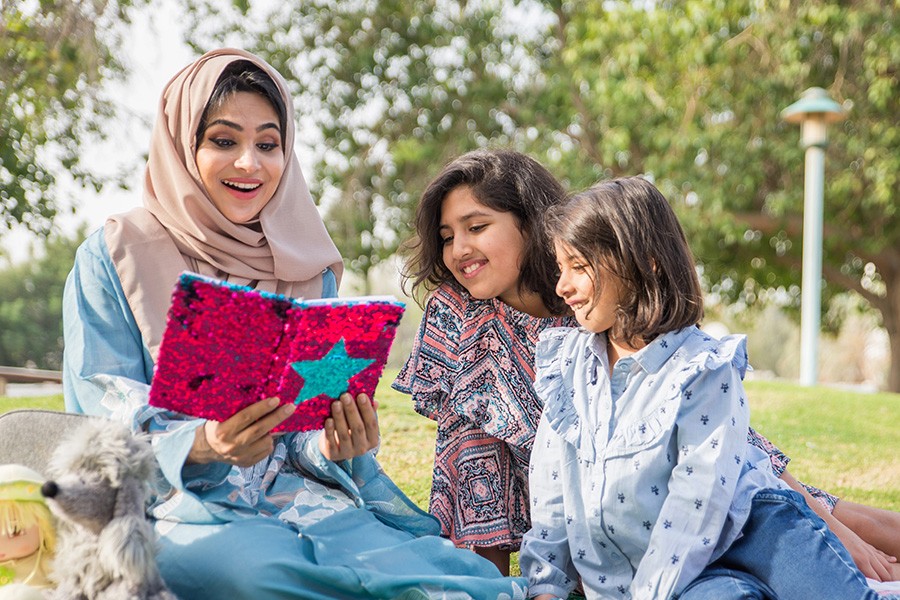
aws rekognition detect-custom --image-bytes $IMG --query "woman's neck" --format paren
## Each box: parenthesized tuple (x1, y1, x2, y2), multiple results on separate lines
(498, 289, 551, 318)
(606, 333, 644, 371)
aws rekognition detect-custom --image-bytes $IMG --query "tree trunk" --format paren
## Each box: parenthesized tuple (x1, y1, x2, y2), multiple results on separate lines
(361, 265, 372, 297)
(886, 276, 900, 393)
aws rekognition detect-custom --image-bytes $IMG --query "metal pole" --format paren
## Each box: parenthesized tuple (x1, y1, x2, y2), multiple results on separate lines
(799, 143, 825, 386)
(782, 88, 845, 387)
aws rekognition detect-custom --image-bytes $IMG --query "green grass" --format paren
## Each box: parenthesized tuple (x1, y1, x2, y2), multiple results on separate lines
(739, 381, 900, 510)
(3, 375, 897, 514)
(4, 375, 897, 579)
(0, 394, 65, 413)
(377, 375, 900, 512)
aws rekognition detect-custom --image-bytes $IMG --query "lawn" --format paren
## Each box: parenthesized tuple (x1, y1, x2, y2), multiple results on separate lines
(4, 374, 897, 511)
(3, 375, 898, 512)
(4, 374, 898, 577)
(381, 375, 900, 512)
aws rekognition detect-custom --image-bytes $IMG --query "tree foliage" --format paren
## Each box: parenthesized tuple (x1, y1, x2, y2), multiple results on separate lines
(179, 0, 898, 389)
(534, 0, 898, 389)
(179, 0, 547, 292)
(0, 228, 85, 370)
(0, 1, 143, 235)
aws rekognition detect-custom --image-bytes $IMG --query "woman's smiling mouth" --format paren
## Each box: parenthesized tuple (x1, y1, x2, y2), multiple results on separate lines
(460, 261, 486, 276)
(223, 178, 263, 192)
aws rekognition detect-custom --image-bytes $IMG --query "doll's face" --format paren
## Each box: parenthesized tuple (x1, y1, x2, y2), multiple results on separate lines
(0, 523, 40, 561)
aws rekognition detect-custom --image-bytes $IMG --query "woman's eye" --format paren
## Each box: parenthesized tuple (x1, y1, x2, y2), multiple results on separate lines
(440, 236, 453, 246)
(469, 224, 486, 233)
(257, 142, 279, 152)
(210, 137, 234, 148)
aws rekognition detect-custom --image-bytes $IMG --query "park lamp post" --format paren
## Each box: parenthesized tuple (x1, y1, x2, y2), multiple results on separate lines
(781, 87, 847, 387)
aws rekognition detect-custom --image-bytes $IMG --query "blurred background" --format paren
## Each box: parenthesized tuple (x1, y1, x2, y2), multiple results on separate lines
(0, 0, 896, 392)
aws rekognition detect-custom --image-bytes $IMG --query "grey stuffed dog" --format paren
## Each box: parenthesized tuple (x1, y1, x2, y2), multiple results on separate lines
(40, 418, 176, 600)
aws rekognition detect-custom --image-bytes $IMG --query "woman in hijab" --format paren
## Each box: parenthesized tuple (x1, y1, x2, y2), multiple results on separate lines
(62, 48, 527, 600)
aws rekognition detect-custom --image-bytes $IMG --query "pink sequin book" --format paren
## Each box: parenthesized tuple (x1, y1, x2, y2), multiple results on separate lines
(148, 272, 405, 432)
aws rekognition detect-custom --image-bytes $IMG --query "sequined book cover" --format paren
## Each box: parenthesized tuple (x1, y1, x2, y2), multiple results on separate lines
(148, 272, 405, 432)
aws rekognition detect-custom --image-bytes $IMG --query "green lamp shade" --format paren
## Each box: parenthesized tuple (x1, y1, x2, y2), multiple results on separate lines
(781, 87, 846, 124)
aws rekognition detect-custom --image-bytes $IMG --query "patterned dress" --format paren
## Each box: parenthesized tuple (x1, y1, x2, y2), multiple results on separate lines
(747, 427, 839, 511)
(393, 283, 575, 549)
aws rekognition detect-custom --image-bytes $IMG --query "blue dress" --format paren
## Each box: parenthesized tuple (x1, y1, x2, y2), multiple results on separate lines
(62, 228, 528, 600)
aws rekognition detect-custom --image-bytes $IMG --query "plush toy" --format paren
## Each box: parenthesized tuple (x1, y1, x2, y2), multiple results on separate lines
(0, 464, 56, 600)
(40, 418, 176, 600)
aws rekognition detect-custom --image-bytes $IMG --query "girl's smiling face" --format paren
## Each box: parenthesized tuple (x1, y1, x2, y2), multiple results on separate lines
(195, 91, 285, 224)
(554, 241, 624, 334)
(440, 185, 542, 314)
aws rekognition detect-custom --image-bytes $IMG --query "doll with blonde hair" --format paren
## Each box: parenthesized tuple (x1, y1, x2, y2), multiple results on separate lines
(0, 464, 55, 595)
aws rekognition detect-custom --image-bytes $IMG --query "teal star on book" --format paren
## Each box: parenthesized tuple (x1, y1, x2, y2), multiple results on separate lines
(290, 338, 375, 404)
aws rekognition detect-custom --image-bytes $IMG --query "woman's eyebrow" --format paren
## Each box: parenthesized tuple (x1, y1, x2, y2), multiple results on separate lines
(207, 119, 280, 133)
(441, 210, 493, 227)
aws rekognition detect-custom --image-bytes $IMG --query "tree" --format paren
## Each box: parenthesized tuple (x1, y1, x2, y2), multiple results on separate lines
(531, 0, 899, 389)
(0, 227, 86, 370)
(178, 0, 899, 389)
(179, 0, 547, 293)
(0, 1, 144, 236)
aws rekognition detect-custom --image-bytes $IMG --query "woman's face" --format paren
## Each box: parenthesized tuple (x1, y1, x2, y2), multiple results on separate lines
(554, 241, 624, 334)
(195, 91, 285, 224)
(439, 185, 532, 311)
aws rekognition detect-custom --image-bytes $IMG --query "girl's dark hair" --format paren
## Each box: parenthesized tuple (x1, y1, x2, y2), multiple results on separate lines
(195, 60, 287, 149)
(401, 149, 568, 315)
(546, 176, 703, 344)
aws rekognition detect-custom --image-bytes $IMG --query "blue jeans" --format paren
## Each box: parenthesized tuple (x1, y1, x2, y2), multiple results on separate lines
(680, 488, 897, 600)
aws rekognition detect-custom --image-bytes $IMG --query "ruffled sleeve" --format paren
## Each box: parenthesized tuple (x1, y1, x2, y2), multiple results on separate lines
(63, 229, 218, 494)
(704, 333, 750, 378)
(392, 284, 463, 420)
(533, 328, 585, 450)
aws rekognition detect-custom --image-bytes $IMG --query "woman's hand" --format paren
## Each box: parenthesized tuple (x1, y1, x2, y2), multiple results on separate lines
(779, 468, 898, 581)
(187, 397, 296, 467)
(318, 393, 379, 462)
(829, 517, 898, 582)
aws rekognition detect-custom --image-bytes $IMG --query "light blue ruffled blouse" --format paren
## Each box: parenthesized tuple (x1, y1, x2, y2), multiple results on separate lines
(519, 326, 786, 600)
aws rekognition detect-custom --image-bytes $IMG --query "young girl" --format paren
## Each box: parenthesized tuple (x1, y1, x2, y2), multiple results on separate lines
(393, 150, 575, 574)
(520, 176, 896, 599)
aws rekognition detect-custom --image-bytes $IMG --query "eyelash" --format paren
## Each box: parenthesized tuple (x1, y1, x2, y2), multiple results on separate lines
(440, 224, 487, 245)
(209, 138, 279, 152)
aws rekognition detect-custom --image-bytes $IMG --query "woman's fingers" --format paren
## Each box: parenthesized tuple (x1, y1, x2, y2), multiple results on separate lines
(342, 394, 367, 450)
(330, 395, 356, 455)
(204, 398, 295, 466)
(356, 394, 379, 449)
(319, 393, 379, 461)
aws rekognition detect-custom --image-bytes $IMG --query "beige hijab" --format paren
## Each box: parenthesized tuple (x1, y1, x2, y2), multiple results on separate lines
(105, 48, 344, 361)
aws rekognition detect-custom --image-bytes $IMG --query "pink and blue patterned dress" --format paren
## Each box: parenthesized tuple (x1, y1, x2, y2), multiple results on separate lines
(393, 283, 575, 549)
(747, 427, 839, 511)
